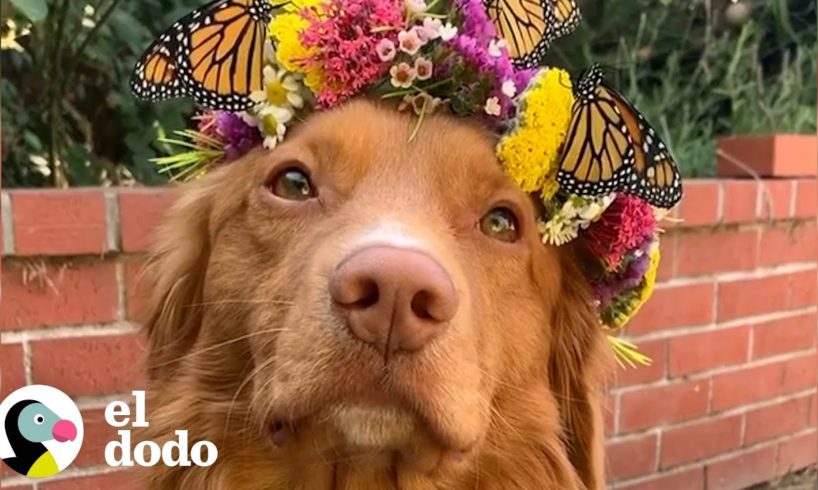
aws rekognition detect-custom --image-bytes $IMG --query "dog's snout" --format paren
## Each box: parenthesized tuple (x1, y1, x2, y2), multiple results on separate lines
(329, 246, 458, 355)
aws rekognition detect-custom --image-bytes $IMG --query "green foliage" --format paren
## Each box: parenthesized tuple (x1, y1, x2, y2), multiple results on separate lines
(550, 0, 817, 177)
(1, 0, 201, 187)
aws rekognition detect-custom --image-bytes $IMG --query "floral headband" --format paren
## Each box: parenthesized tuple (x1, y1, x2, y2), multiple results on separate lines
(131, 0, 683, 366)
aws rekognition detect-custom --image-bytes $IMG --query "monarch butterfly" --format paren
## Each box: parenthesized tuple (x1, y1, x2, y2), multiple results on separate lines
(131, 0, 277, 111)
(557, 64, 683, 209)
(483, 0, 580, 68)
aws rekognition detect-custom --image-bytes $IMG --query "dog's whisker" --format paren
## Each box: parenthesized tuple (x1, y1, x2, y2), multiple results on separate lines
(149, 327, 288, 367)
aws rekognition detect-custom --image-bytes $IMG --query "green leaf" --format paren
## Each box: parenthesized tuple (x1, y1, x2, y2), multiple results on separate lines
(10, 0, 48, 22)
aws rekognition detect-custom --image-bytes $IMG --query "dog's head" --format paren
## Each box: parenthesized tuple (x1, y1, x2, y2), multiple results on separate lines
(142, 99, 607, 489)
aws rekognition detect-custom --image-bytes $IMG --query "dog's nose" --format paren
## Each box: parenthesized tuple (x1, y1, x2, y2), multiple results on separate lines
(329, 246, 458, 355)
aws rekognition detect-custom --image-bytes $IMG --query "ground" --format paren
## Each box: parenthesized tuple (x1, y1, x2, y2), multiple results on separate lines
(749, 467, 817, 490)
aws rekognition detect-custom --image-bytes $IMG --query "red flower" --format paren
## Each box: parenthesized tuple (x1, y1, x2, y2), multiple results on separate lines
(585, 194, 657, 269)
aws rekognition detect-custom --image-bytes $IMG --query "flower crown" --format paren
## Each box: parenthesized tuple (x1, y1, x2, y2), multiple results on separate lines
(133, 0, 683, 366)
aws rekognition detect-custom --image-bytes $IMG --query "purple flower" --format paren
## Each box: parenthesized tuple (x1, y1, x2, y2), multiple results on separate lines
(455, 0, 497, 45)
(216, 112, 262, 160)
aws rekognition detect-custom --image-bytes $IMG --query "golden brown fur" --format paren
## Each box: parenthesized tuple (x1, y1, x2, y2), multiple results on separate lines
(139, 100, 609, 489)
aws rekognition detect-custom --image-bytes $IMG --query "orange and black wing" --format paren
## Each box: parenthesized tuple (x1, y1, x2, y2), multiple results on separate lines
(557, 64, 683, 209)
(131, 0, 276, 111)
(484, 0, 580, 68)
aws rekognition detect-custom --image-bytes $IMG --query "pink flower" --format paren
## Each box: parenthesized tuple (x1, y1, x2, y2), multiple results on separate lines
(584, 194, 657, 269)
(376, 38, 397, 62)
(398, 29, 423, 55)
(298, 0, 404, 107)
(390, 62, 417, 88)
(414, 57, 433, 80)
(421, 17, 442, 40)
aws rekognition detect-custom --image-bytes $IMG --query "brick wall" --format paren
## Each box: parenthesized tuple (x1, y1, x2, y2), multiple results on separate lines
(1, 180, 816, 489)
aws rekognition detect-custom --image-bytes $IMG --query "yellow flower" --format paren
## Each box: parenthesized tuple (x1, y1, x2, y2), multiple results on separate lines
(268, 0, 325, 91)
(496, 67, 574, 199)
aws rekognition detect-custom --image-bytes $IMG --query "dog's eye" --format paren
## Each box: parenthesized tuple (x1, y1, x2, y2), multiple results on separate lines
(480, 207, 520, 243)
(267, 168, 316, 200)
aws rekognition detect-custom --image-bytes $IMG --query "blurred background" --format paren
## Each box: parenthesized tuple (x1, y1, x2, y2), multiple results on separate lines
(0, 0, 816, 186)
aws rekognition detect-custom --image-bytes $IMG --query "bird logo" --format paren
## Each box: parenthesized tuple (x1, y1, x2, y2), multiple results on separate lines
(0, 385, 84, 479)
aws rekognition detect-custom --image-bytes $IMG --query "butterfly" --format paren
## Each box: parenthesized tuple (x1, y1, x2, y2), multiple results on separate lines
(483, 0, 581, 68)
(130, 0, 278, 111)
(557, 64, 683, 209)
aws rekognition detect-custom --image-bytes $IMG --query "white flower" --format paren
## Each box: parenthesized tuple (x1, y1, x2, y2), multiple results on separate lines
(414, 57, 433, 80)
(501, 80, 517, 98)
(484, 96, 501, 116)
(250, 65, 304, 110)
(398, 29, 424, 55)
(390, 62, 417, 88)
(404, 0, 427, 14)
(539, 217, 579, 246)
(439, 23, 458, 41)
(488, 39, 508, 57)
(257, 106, 294, 149)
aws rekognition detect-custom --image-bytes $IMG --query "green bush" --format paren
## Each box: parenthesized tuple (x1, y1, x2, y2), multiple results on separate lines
(1, 0, 815, 186)
(552, 0, 817, 176)
(1, 0, 200, 187)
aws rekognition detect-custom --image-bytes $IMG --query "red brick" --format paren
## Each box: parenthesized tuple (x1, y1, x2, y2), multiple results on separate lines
(781, 353, 818, 394)
(794, 179, 817, 218)
(40, 471, 140, 490)
(607, 433, 658, 481)
(745, 396, 813, 445)
(31, 334, 145, 397)
(660, 415, 742, 468)
(125, 257, 149, 321)
(11, 190, 107, 255)
(706, 444, 777, 490)
(722, 180, 759, 223)
(614, 339, 666, 387)
(619, 379, 708, 433)
(676, 230, 758, 277)
(777, 430, 818, 473)
(0, 343, 25, 400)
(74, 408, 128, 467)
(119, 189, 176, 253)
(669, 327, 749, 377)
(717, 275, 790, 322)
(628, 283, 715, 335)
(656, 234, 676, 281)
(789, 269, 818, 308)
(758, 222, 818, 267)
(753, 313, 817, 359)
(617, 468, 704, 490)
(0, 261, 118, 331)
(759, 180, 794, 221)
(811, 394, 818, 427)
(678, 181, 720, 227)
(604, 394, 617, 438)
(711, 362, 786, 411)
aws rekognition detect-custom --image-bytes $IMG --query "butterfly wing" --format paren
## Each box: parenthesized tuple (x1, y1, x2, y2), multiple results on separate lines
(131, 33, 184, 102)
(609, 85, 683, 208)
(131, 0, 275, 111)
(557, 65, 683, 209)
(484, 0, 580, 68)
(557, 65, 635, 196)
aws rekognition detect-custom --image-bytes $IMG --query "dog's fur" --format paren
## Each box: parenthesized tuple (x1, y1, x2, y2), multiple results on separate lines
(139, 100, 609, 489)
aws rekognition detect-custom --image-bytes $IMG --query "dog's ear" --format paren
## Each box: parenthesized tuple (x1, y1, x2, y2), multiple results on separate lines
(548, 249, 610, 490)
(141, 177, 220, 381)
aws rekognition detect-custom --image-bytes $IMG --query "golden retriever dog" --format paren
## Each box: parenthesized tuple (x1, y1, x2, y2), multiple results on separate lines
(139, 99, 609, 489)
